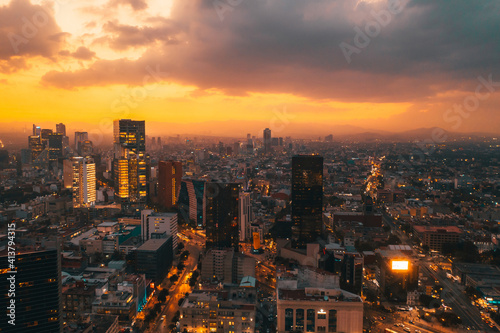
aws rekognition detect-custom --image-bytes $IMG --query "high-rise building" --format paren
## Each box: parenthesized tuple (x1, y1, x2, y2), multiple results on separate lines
(56, 123, 66, 136)
(263, 127, 272, 154)
(113, 120, 148, 204)
(113, 119, 145, 158)
(291, 155, 324, 248)
(158, 160, 182, 208)
(135, 237, 173, 283)
(74, 131, 88, 153)
(239, 191, 252, 241)
(0, 247, 62, 333)
(141, 210, 179, 249)
(28, 135, 43, 161)
(205, 182, 241, 251)
(40, 128, 53, 147)
(72, 157, 96, 208)
(47, 132, 63, 162)
(179, 179, 205, 228)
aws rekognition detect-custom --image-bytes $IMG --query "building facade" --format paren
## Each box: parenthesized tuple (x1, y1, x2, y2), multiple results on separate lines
(291, 155, 324, 248)
(205, 182, 241, 251)
(158, 160, 182, 208)
(72, 157, 96, 208)
(0, 248, 62, 333)
(277, 287, 363, 333)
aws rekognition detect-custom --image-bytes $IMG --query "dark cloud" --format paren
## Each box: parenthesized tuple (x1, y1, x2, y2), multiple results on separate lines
(0, 0, 65, 61)
(41, 0, 500, 104)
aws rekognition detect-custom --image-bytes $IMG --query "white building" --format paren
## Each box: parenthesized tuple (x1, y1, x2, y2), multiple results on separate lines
(277, 287, 363, 333)
(141, 210, 178, 249)
(72, 157, 96, 208)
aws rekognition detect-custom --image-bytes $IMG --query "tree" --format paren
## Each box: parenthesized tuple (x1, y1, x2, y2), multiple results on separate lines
(177, 262, 185, 270)
(158, 289, 169, 303)
(177, 242, 185, 251)
(170, 274, 179, 283)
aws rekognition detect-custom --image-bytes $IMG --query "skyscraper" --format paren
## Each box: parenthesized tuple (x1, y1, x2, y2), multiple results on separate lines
(158, 160, 182, 208)
(28, 135, 43, 161)
(291, 155, 323, 248)
(263, 128, 272, 154)
(113, 119, 145, 158)
(72, 157, 96, 208)
(0, 247, 62, 333)
(113, 119, 148, 204)
(56, 123, 66, 136)
(74, 131, 89, 155)
(47, 132, 63, 162)
(205, 182, 241, 251)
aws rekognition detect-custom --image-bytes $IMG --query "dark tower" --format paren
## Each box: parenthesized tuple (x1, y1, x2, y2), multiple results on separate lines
(205, 182, 241, 251)
(291, 155, 323, 248)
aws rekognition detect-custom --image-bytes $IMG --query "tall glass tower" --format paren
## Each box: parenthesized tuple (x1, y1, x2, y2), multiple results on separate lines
(291, 155, 323, 248)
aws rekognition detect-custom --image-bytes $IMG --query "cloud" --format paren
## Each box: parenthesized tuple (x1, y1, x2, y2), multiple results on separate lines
(99, 20, 182, 50)
(107, 0, 148, 11)
(40, 0, 500, 106)
(0, 56, 28, 73)
(59, 46, 96, 60)
(0, 0, 65, 62)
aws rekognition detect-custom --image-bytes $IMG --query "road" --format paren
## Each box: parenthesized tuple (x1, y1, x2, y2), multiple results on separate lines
(149, 240, 202, 333)
(381, 212, 496, 333)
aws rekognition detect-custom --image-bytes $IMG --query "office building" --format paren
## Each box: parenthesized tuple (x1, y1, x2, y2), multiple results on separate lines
(291, 155, 324, 248)
(263, 127, 272, 154)
(113, 120, 147, 204)
(277, 287, 363, 333)
(204, 182, 241, 251)
(179, 179, 205, 228)
(239, 191, 252, 241)
(113, 119, 145, 158)
(28, 135, 43, 161)
(56, 123, 66, 136)
(179, 285, 257, 333)
(135, 237, 173, 282)
(200, 248, 256, 284)
(413, 225, 462, 252)
(0, 247, 62, 333)
(158, 160, 182, 208)
(340, 253, 363, 295)
(376, 249, 418, 302)
(74, 131, 89, 153)
(72, 157, 96, 208)
(141, 210, 178, 249)
(48, 132, 63, 162)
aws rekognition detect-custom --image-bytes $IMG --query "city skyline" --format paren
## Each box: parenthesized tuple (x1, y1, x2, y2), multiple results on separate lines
(1, 0, 500, 137)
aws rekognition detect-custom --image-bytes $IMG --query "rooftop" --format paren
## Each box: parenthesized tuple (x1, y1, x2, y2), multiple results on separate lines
(137, 237, 170, 251)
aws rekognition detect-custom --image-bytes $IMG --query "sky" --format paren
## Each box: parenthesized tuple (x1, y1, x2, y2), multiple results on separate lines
(1, 0, 500, 138)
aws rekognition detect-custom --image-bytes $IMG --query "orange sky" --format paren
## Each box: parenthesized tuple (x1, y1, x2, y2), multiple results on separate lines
(1, 0, 500, 137)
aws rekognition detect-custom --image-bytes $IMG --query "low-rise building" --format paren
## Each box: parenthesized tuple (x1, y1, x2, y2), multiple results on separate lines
(277, 287, 363, 333)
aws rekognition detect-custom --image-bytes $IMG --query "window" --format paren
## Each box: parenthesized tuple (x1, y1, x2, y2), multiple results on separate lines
(296, 309, 304, 330)
(285, 308, 294, 331)
(318, 327, 326, 332)
(328, 310, 337, 332)
(307, 309, 315, 332)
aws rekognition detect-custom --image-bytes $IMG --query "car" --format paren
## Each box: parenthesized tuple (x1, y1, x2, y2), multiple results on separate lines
(160, 315, 166, 321)
(403, 327, 411, 332)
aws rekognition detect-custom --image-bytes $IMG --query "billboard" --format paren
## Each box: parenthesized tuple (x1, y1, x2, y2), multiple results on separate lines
(391, 260, 409, 271)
